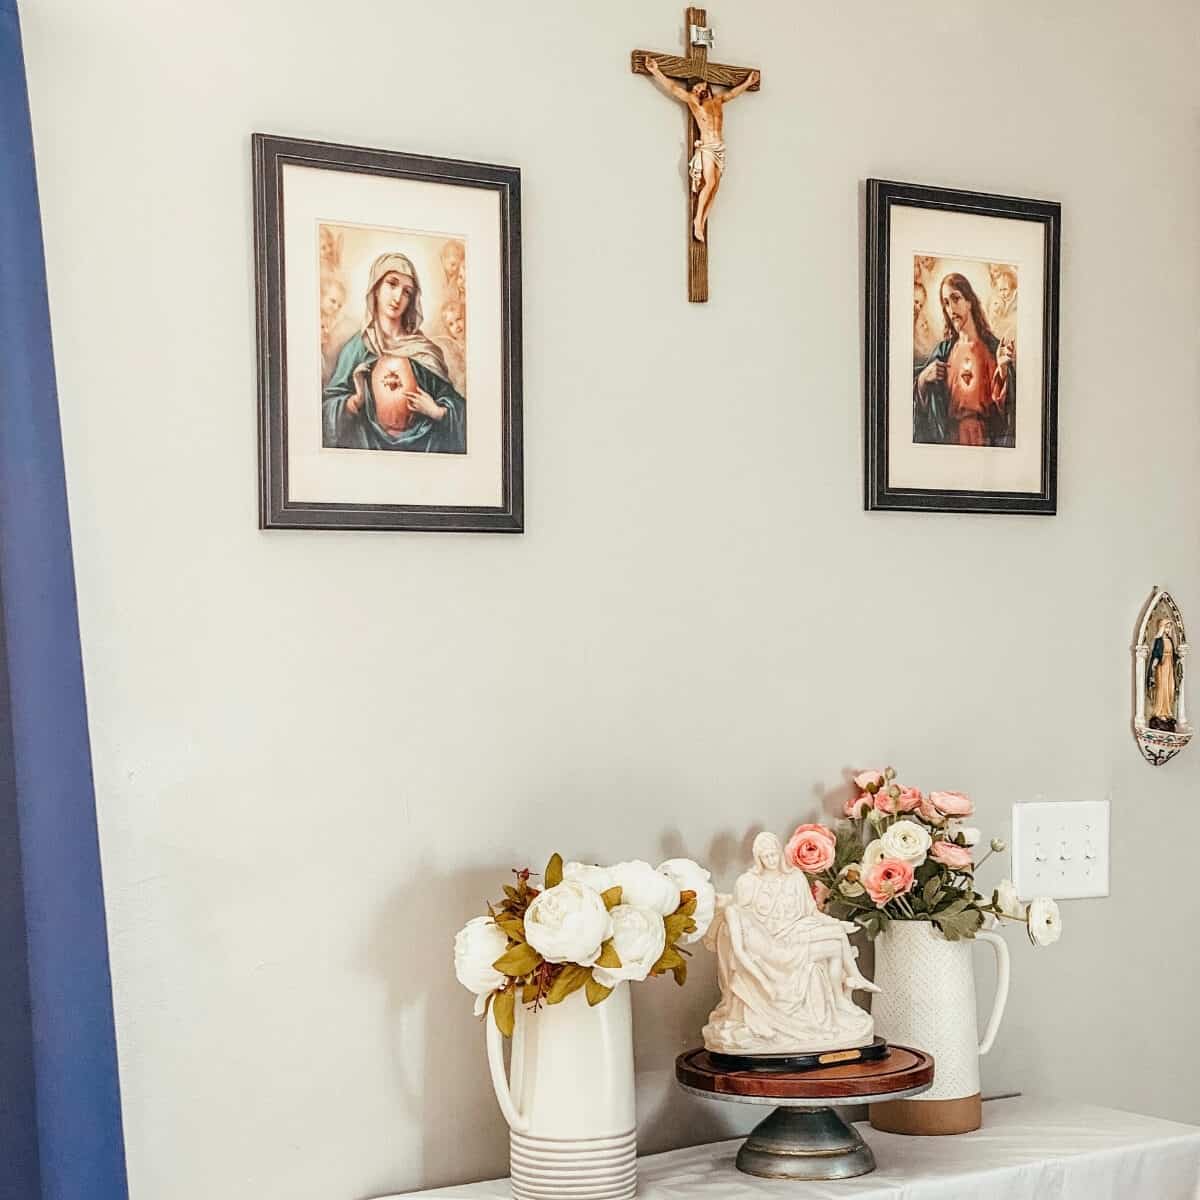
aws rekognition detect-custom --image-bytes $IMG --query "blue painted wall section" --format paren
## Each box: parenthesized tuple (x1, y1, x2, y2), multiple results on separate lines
(0, 3, 129, 1198)
(0, 589, 40, 1200)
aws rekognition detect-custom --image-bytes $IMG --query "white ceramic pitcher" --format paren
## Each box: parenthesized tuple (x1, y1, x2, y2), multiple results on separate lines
(486, 982, 637, 1199)
(868, 922, 1010, 1135)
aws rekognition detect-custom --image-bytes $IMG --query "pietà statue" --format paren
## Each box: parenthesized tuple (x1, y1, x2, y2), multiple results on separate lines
(703, 832, 878, 1054)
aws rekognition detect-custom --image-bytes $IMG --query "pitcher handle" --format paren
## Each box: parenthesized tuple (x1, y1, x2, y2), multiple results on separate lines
(485, 1007, 530, 1133)
(974, 929, 1011, 1056)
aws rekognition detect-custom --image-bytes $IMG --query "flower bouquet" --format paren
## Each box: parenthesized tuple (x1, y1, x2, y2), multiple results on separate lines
(454, 853, 716, 1036)
(787, 768, 1063, 946)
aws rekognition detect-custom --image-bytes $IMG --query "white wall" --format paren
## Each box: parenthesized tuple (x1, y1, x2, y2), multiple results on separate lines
(21, 0, 1200, 1196)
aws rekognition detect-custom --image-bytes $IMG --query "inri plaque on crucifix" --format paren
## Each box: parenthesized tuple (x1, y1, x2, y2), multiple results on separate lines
(632, 7, 760, 302)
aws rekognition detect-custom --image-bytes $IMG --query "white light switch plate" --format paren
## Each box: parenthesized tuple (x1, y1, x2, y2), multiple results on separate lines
(1011, 800, 1110, 901)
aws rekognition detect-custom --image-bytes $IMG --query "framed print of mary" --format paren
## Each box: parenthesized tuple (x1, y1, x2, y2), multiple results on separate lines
(254, 135, 523, 532)
(865, 180, 1060, 515)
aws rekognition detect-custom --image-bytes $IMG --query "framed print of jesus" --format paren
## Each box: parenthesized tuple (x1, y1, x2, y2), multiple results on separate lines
(253, 134, 522, 531)
(865, 179, 1060, 514)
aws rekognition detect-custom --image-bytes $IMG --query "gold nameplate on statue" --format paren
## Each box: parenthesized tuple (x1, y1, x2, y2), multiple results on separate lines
(818, 1050, 861, 1065)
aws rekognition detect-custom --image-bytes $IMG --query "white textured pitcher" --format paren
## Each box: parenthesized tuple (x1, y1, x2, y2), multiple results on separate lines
(487, 982, 637, 1199)
(869, 922, 1010, 1134)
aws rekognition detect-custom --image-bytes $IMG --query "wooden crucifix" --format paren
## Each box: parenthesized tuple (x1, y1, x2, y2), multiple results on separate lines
(632, 8, 760, 303)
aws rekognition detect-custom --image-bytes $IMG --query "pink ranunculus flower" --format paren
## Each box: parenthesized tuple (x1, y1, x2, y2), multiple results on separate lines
(893, 786, 923, 814)
(786, 823, 837, 874)
(930, 840, 974, 870)
(811, 880, 831, 910)
(863, 858, 915, 906)
(853, 770, 885, 793)
(844, 793, 873, 819)
(873, 784, 921, 815)
(929, 790, 973, 818)
(916, 793, 947, 826)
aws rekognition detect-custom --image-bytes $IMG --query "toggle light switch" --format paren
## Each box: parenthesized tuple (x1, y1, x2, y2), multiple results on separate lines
(1012, 800, 1110, 901)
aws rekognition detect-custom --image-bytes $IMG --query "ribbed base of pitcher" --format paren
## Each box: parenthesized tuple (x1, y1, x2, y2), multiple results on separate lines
(510, 1129, 637, 1200)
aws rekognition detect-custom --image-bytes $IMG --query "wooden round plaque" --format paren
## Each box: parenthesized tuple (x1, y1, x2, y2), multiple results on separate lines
(676, 1044, 934, 1105)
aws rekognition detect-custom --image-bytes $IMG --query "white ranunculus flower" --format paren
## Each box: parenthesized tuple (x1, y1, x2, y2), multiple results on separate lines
(454, 916, 509, 1015)
(609, 860, 680, 916)
(657, 858, 716, 942)
(958, 826, 982, 847)
(862, 839, 886, 873)
(562, 862, 616, 894)
(1027, 896, 1062, 947)
(524, 880, 614, 966)
(592, 905, 667, 988)
(880, 819, 932, 866)
(838, 863, 865, 898)
(995, 879, 1024, 919)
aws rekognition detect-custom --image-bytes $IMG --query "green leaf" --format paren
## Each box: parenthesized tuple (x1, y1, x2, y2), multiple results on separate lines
(596, 939, 622, 969)
(546, 964, 590, 1004)
(493, 942, 542, 977)
(600, 887, 622, 911)
(671, 960, 688, 987)
(521, 982, 539, 1004)
(585, 973, 614, 1007)
(544, 853, 564, 890)
(935, 907, 984, 942)
(664, 913, 696, 944)
(652, 945, 685, 975)
(495, 916, 526, 942)
(922, 877, 941, 907)
(492, 988, 515, 1037)
(674, 892, 698, 919)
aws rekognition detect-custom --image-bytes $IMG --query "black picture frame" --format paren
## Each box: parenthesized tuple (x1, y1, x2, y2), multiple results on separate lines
(864, 179, 1060, 515)
(253, 133, 523, 532)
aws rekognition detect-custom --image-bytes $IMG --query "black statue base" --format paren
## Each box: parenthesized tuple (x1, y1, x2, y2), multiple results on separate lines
(1149, 716, 1178, 732)
(709, 1037, 889, 1075)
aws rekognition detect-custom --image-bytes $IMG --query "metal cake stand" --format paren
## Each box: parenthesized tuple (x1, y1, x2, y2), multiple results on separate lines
(676, 1045, 934, 1181)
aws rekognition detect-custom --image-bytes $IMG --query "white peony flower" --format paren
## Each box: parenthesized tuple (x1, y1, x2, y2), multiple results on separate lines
(995, 879, 1024, 919)
(454, 917, 509, 1015)
(1027, 896, 1062, 947)
(609, 860, 680, 916)
(592, 905, 667, 988)
(657, 858, 716, 943)
(958, 827, 982, 847)
(524, 880, 614, 966)
(880, 819, 932, 866)
(862, 839, 886, 872)
(562, 862, 616, 894)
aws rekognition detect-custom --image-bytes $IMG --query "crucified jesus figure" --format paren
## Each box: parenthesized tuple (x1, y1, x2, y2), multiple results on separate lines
(645, 57, 760, 243)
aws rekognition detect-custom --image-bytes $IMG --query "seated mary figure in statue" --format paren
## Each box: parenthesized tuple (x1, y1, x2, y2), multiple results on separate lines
(702, 832, 877, 1055)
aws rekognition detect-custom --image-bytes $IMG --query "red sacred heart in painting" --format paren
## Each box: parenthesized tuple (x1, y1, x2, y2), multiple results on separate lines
(960, 359, 974, 387)
(371, 355, 418, 434)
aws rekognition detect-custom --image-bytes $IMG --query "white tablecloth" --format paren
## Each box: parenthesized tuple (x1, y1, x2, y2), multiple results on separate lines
(383, 1097, 1200, 1199)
